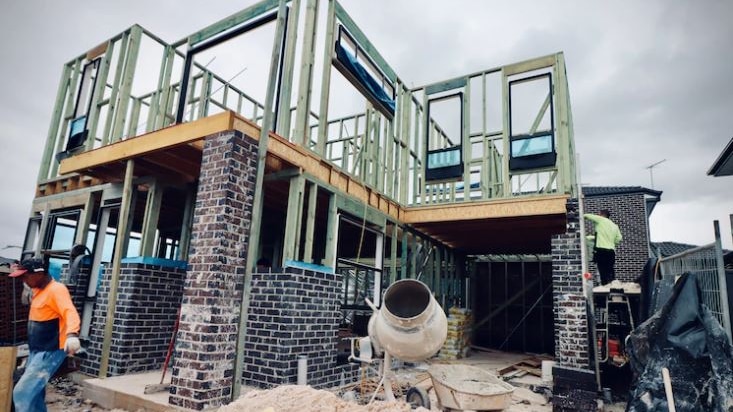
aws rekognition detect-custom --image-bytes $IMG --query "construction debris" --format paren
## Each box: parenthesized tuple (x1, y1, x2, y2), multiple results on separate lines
(497, 356, 551, 380)
(217, 385, 428, 412)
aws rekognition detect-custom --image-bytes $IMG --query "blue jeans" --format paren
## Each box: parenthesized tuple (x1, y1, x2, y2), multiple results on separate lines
(13, 349, 67, 412)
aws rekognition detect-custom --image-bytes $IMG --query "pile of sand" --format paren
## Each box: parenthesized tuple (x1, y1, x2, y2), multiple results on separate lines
(218, 385, 428, 412)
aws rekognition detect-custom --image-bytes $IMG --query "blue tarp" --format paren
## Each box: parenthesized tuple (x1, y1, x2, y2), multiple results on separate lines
(335, 44, 395, 116)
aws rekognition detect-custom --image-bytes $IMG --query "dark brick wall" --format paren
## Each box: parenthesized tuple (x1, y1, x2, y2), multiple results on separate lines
(80, 262, 185, 376)
(169, 130, 258, 411)
(551, 198, 590, 369)
(584, 193, 650, 282)
(0, 274, 28, 345)
(244, 267, 359, 389)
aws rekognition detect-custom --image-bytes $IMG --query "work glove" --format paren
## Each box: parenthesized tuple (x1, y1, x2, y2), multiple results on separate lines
(65, 336, 81, 355)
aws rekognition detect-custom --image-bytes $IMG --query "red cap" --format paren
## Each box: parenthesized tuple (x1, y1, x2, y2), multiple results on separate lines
(9, 258, 46, 277)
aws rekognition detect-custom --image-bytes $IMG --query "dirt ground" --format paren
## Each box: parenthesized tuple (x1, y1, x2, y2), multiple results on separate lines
(41, 371, 628, 411)
(45, 376, 129, 412)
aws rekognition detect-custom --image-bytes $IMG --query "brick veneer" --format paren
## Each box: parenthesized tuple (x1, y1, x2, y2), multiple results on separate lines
(584, 193, 650, 282)
(551, 198, 590, 369)
(80, 262, 185, 376)
(169, 130, 258, 410)
(244, 267, 359, 389)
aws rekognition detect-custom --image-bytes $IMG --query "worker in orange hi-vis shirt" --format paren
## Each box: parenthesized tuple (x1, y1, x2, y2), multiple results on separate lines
(9, 257, 81, 412)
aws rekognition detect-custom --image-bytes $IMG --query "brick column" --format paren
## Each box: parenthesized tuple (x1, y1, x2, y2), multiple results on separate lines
(551, 198, 590, 368)
(169, 130, 258, 410)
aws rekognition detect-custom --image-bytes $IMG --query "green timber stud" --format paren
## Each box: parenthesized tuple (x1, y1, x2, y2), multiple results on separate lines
(101, 30, 131, 146)
(412, 101, 423, 205)
(177, 184, 196, 261)
(389, 223, 398, 285)
(196, 72, 213, 120)
(433, 245, 441, 299)
(385, 89, 398, 199)
(74, 193, 97, 247)
(293, 0, 319, 145)
(85, 39, 114, 151)
(410, 234, 418, 278)
(500, 65, 511, 197)
(126, 98, 142, 138)
(462, 82, 471, 201)
(275, 0, 301, 138)
(420, 91, 428, 205)
(111, 25, 142, 143)
(37, 63, 73, 182)
(293, 175, 306, 260)
(303, 181, 318, 263)
(324, 192, 338, 268)
(49, 58, 82, 179)
(99, 160, 135, 378)
(555, 52, 577, 196)
(139, 180, 163, 256)
(400, 230, 408, 280)
(235, 0, 288, 400)
(283, 173, 305, 265)
(188, 0, 279, 47)
(315, 0, 336, 155)
(398, 90, 411, 205)
(146, 44, 175, 132)
(481, 73, 490, 200)
(34, 204, 52, 257)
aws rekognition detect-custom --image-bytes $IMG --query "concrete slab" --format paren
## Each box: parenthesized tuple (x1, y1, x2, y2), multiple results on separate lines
(81, 371, 172, 411)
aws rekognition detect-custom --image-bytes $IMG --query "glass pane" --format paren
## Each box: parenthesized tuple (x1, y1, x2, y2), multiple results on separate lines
(511, 134, 552, 157)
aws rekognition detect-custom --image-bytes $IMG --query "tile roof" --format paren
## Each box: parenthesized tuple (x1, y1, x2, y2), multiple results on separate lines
(651, 241, 699, 258)
(582, 186, 662, 198)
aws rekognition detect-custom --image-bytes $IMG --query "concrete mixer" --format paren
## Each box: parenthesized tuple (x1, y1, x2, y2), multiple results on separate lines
(349, 278, 447, 407)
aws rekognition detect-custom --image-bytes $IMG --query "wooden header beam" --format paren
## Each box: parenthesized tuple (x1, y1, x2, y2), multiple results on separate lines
(402, 194, 568, 224)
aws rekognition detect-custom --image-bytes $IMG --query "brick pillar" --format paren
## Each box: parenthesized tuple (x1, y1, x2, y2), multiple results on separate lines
(169, 131, 258, 410)
(551, 198, 590, 368)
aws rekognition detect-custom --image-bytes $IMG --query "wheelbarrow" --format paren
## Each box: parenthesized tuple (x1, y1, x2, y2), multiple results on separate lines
(426, 364, 515, 411)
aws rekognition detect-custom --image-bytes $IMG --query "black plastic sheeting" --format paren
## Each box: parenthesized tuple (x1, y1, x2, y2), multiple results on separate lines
(626, 273, 733, 411)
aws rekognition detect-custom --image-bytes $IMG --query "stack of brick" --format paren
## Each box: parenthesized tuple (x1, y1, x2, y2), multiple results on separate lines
(438, 307, 472, 360)
(0, 273, 28, 345)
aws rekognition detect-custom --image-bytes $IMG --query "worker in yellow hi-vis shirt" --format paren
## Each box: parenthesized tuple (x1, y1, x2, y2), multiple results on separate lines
(9, 257, 81, 412)
(584, 209, 623, 285)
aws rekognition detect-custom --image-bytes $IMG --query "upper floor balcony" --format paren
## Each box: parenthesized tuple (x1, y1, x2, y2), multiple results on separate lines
(40, 0, 576, 214)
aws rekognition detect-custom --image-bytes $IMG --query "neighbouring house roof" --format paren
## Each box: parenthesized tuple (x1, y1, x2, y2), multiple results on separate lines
(583, 185, 663, 215)
(707, 137, 733, 177)
(651, 241, 699, 258)
(652, 241, 732, 269)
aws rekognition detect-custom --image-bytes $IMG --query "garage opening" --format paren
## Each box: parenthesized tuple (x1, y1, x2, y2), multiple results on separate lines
(471, 255, 554, 355)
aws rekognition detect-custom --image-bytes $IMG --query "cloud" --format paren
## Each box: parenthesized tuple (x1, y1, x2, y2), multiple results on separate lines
(0, 0, 731, 255)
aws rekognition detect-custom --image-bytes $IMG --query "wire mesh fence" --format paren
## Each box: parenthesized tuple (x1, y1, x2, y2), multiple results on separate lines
(658, 220, 731, 343)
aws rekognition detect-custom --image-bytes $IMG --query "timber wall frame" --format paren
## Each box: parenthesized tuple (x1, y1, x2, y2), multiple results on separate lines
(37, 0, 577, 206)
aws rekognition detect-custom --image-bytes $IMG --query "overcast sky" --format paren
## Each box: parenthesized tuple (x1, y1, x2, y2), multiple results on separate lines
(1, 1, 731, 259)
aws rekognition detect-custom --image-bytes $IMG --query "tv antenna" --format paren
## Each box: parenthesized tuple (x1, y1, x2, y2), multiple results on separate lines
(645, 159, 667, 189)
